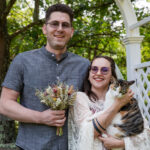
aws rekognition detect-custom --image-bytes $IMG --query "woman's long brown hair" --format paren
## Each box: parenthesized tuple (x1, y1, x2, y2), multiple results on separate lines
(83, 55, 117, 101)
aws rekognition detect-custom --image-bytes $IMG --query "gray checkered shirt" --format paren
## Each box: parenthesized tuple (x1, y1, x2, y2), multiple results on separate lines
(2, 46, 90, 150)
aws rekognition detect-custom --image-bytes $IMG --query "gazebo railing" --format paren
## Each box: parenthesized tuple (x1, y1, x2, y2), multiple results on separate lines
(134, 61, 150, 126)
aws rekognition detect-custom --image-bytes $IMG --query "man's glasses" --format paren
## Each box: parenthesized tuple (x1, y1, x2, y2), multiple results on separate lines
(46, 21, 71, 29)
(90, 66, 110, 75)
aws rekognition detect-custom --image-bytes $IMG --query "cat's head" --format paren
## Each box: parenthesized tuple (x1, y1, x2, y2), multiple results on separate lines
(110, 79, 135, 97)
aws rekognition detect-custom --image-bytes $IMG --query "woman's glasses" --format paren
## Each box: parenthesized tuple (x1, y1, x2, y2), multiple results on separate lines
(90, 66, 110, 75)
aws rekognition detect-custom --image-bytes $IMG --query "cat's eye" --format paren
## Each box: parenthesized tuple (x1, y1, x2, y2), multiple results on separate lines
(114, 82, 119, 88)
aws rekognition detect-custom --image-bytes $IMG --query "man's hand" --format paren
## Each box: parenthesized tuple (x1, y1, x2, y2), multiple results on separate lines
(40, 109, 66, 127)
(0, 87, 66, 126)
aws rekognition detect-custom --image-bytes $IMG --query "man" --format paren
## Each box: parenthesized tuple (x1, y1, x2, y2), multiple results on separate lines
(0, 4, 90, 150)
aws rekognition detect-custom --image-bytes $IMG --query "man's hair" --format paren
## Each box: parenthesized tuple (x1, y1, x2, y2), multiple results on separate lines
(45, 4, 74, 24)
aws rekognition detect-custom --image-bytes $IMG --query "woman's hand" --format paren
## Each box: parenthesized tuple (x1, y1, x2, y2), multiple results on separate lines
(115, 89, 134, 108)
(98, 134, 125, 149)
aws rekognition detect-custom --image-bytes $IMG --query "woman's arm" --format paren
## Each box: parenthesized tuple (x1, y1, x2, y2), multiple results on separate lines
(94, 89, 134, 136)
(71, 91, 133, 150)
(124, 119, 150, 150)
(98, 119, 150, 150)
(73, 90, 133, 134)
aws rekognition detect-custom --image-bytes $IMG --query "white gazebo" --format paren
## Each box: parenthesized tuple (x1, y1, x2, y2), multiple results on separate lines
(115, 0, 150, 125)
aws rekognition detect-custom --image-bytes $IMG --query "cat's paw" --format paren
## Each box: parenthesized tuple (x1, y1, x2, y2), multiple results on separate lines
(102, 133, 108, 138)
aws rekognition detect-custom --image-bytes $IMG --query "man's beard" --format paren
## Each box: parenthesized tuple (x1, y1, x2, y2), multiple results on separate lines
(48, 39, 68, 51)
(52, 44, 66, 50)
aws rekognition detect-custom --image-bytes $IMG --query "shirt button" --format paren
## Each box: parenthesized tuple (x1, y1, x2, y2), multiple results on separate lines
(57, 76, 59, 80)
(52, 54, 54, 57)
(56, 64, 58, 66)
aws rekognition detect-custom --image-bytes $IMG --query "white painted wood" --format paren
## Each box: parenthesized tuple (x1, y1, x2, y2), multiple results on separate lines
(135, 61, 150, 69)
(114, 0, 150, 124)
(115, 0, 139, 36)
(115, 0, 142, 82)
(130, 16, 150, 30)
(123, 36, 143, 81)
(134, 62, 150, 125)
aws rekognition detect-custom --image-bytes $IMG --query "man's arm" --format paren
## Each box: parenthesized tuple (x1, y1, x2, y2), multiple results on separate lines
(0, 87, 66, 127)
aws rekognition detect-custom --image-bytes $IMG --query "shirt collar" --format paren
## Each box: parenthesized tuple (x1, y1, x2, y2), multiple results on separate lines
(41, 46, 68, 62)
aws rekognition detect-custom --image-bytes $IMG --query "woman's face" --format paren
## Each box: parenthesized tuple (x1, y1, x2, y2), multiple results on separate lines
(89, 58, 112, 91)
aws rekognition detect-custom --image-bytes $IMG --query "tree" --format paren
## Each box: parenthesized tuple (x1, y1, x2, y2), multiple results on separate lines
(0, 0, 17, 146)
(0, 0, 43, 148)
(0, 0, 149, 148)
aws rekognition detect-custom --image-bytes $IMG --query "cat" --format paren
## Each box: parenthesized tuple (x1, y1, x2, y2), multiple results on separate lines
(103, 79, 144, 150)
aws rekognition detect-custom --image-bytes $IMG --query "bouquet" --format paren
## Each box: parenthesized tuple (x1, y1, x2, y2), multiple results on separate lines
(35, 82, 77, 136)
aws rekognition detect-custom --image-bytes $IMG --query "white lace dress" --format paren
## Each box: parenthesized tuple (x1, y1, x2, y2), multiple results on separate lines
(68, 92, 150, 150)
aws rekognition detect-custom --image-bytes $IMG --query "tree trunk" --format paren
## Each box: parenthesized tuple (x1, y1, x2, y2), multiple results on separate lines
(0, 0, 17, 149)
(33, 0, 39, 22)
(32, 0, 39, 44)
(0, 0, 42, 148)
(0, 27, 16, 145)
(0, 25, 10, 90)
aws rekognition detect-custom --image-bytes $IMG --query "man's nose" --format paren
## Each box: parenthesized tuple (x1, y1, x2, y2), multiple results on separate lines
(57, 24, 63, 30)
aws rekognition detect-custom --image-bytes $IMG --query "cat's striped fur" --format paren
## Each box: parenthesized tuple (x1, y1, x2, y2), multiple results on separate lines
(104, 79, 144, 139)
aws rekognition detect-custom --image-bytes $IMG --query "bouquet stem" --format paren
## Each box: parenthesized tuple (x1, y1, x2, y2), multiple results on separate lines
(56, 127, 63, 136)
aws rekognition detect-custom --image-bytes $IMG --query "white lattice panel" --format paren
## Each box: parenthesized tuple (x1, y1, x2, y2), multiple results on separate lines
(134, 61, 150, 126)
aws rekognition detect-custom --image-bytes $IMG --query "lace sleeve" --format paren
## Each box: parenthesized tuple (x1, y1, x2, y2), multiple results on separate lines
(73, 92, 93, 126)
(68, 92, 103, 150)
(124, 119, 150, 150)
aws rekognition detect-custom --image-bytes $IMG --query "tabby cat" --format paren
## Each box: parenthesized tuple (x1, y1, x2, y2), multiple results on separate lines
(103, 79, 144, 150)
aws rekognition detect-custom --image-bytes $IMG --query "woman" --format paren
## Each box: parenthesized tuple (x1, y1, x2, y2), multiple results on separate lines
(68, 55, 150, 150)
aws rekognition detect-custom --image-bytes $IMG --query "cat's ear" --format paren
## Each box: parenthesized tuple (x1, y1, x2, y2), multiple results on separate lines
(110, 76, 116, 84)
(128, 80, 135, 86)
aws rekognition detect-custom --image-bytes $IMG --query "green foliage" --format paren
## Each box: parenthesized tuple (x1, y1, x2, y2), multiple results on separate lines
(137, 7, 150, 63)
(7, 0, 150, 79)
(0, 119, 16, 144)
(8, 1, 34, 34)
(0, 0, 149, 145)
(10, 25, 45, 60)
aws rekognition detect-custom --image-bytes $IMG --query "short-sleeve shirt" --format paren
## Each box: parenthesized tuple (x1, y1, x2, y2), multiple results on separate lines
(2, 46, 90, 150)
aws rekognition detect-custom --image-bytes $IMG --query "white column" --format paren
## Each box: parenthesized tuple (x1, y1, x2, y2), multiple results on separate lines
(123, 36, 143, 81)
(115, 0, 142, 83)
(115, 0, 139, 36)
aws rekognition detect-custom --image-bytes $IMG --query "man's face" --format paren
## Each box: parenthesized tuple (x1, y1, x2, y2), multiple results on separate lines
(42, 11, 74, 51)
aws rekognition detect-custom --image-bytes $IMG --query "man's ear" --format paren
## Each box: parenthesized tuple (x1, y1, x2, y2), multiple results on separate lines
(71, 27, 74, 38)
(42, 24, 47, 35)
